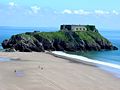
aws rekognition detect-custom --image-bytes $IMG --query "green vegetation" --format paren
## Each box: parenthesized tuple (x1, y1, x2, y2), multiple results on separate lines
(75, 31, 111, 44)
(75, 31, 96, 43)
(21, 31, 69, 41)
(85, 25, 95, 31)
(15, 31, 111, 46)
(17, 33, 36, 40)
(87, 31, 111, 44)
(35, 32, 68, 41)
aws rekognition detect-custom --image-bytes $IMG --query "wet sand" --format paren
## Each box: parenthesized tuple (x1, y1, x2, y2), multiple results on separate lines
(0, 52, 120, 90)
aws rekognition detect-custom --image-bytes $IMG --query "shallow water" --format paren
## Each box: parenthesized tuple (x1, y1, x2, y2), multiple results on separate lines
(98, 65, 120, 78)
(15, 70, 25, 77)
(0, 57, 11, 62)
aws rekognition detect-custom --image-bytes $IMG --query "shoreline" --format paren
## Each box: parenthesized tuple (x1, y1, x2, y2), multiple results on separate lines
(51, 51, 120, 68)
(50, 51, 120, 78)
(0, 52, 120, 90)
(51, 51, 120, 69)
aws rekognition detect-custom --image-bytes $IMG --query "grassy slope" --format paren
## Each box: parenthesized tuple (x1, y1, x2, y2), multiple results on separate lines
(75, 31, 111, 45)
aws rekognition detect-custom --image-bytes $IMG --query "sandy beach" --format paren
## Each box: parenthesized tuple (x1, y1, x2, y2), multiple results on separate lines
(0, 52, 120, 90)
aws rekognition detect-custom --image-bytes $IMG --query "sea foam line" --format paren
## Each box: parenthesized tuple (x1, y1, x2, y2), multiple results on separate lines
(51, 51, 120, 69)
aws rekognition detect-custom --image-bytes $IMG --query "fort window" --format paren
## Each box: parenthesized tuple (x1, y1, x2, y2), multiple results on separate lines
(76, 28, 79, 31)
(83, 28, 85, 30)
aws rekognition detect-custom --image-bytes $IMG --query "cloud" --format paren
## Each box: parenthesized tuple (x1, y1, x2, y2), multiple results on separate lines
(73, 10, 91, 15)
(94, 10, 110, 15)
(9, 2, 16, 7)
(62, 9, 90, 15)
(61, 9, 120, 16)
(1, 3, 120, 17)
(30, 6, 40, 14)
(94, 10, 120, 16)
(112, 10, 119, 15)
(62, 9, 72, 14)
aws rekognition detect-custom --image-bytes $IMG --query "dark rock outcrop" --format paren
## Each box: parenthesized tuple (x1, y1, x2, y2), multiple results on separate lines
(2, 35, 44, 52)
(2, 31, 118, 52)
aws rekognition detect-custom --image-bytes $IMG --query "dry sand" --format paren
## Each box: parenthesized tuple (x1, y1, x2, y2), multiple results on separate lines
(0, 52, 120, 90)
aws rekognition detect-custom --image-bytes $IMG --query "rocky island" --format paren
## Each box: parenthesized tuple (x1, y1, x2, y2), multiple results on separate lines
(2, 25, 118, 52)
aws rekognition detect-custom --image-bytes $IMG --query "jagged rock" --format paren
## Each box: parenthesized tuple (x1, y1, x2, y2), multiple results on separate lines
(2, 39, 11, 49)
(53, 39, 65, 51)
(4, 48, 16, 52)
(112, 46, 118, 50)
(2, 35, 45, 52)
(33, 34, 55, 51)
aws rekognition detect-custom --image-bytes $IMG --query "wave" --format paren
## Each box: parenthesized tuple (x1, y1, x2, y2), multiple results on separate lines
(51, 51, 120, 70)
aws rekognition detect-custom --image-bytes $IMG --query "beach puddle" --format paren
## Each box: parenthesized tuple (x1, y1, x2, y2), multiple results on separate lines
(0, 57, 11, 62)
(98, 65, 120, 78)
(15, 70, 25, 77)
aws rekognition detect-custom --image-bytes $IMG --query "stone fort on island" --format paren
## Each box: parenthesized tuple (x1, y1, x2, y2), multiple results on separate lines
(60, 24, 97, 32)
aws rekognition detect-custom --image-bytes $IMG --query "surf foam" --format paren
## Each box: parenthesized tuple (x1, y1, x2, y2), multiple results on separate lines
(52, 51, 120, 70)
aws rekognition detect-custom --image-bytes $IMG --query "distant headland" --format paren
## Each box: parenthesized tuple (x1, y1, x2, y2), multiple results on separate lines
(2, 25, 118, 52)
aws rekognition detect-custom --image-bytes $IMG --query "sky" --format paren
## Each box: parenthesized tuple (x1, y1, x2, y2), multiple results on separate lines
(0, 0, 120, 29)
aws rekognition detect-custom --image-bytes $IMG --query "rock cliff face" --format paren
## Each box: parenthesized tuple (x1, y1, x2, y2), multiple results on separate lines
(2, 30, 118, 52)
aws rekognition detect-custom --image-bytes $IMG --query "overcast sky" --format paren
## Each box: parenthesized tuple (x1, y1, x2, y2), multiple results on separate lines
(0, 0, 120, 29)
